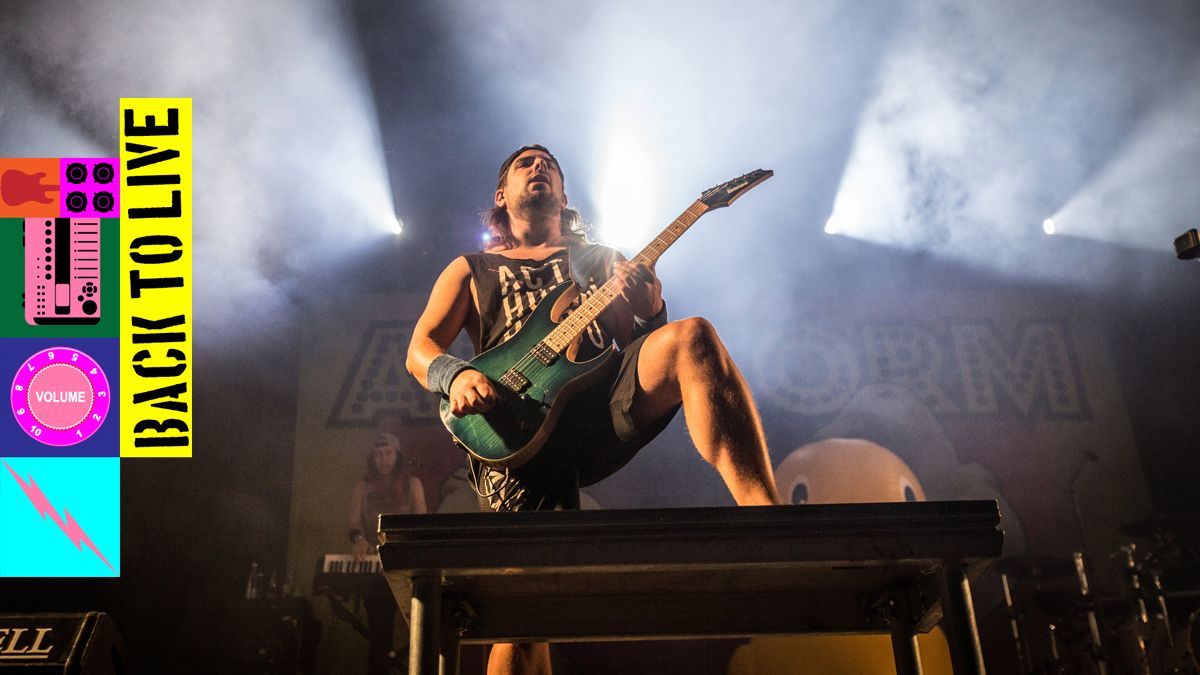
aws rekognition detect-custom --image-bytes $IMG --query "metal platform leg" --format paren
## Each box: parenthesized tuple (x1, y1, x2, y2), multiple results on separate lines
(440, 621, 460, 675)
(410, 572, 442, 675)
(938, 563, 986, 675)
(888, 591, 925, 675)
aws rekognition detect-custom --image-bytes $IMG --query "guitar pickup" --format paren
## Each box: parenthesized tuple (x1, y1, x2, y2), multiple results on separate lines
(531, 341, 558, 366)
(498, 368, 531, 393)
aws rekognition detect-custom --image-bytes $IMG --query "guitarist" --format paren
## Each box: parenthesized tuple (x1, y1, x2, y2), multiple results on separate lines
(407, 144, 781, 674)
(408, 143, 780, 506)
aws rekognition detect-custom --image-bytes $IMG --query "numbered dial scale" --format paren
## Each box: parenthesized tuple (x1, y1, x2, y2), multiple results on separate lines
(10, 347, 110, 446)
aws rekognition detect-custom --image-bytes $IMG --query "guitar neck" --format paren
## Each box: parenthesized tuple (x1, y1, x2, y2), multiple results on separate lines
(543, 200, 710, 352)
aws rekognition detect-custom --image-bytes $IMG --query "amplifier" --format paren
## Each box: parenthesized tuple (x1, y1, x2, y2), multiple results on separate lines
(0, 612, 126, 674)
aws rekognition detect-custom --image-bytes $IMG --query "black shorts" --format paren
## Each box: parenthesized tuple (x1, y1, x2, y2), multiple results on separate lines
(472, 331, 679, 512)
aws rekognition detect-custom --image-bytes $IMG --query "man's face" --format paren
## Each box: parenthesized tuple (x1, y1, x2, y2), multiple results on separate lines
(495, 148, 567, 216)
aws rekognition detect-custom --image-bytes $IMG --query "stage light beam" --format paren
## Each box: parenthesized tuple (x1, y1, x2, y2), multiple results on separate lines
(592, 119, 664, 250)
(1043, 218, 1056, 235)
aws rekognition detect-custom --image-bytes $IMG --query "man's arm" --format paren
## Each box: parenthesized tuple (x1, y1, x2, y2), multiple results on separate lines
(409, 475, 428, 514)
(581, 246, 665, 346)
(612, 259, 664, 319)
(406, 256, 472, 386)
(406, 257, 499, 415)
(612, 259, 667, 341)
(348, 479, 369, 556)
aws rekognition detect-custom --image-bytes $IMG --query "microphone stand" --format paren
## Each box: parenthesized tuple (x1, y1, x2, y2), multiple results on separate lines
(1067, 450, 1111, 675)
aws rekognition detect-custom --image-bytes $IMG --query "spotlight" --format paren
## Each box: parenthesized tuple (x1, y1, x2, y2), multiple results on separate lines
(1176, 228, 1199, 260)
(824, 217, 840, 235)
(481, 231, 492, 244)
(391, 216, 403, 235)
(1042, 218, 1056, 235)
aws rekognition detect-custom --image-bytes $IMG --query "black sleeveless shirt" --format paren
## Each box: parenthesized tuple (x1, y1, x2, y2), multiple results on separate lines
(463, 244, 623, 359)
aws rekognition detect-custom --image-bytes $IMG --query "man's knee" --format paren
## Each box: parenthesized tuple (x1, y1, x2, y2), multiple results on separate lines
(642, 318, 727, 387)
(664, 317, 724, 362)
(664, 316, 719, 348)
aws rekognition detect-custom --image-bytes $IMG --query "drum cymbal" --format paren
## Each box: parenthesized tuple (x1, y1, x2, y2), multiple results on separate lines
(995, 555, 1078, 580)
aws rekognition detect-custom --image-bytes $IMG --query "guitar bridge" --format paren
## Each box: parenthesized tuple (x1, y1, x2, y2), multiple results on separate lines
(531, 341, 558, 366)
(499, 368, 531, 393)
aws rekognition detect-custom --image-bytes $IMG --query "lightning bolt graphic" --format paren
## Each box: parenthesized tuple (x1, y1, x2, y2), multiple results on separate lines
(3, 460, 117, 574)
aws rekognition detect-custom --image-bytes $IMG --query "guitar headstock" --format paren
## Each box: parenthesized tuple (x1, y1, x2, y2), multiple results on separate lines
(699, 169, 773, 209)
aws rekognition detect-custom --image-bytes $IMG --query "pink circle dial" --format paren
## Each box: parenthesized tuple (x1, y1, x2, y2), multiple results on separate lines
(10, 347, 110, 447)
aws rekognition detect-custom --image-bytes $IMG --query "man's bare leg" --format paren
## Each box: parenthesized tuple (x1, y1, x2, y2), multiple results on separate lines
(632, 317, 781, 506)
(484, 318, 773, 675)
(488, 643, 552, 675)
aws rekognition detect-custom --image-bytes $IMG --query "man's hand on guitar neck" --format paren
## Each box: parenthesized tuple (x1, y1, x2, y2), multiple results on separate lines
(612, 261, 664, 320)
(448, 368, 499, 416)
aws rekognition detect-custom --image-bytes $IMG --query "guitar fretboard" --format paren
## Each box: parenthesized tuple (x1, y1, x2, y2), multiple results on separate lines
(542, 200, 710, 353)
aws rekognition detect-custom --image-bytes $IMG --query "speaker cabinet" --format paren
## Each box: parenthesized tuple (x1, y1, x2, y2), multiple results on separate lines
(0, 612, 127, 674)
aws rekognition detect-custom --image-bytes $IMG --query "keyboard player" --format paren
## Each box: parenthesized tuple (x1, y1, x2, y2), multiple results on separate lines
(346, 432, 427, 674)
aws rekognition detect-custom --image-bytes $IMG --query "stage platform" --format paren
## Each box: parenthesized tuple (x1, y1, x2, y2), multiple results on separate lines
(379, 500, 1003, 675)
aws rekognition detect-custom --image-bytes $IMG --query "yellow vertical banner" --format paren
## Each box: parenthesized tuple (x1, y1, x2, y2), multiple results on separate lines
(119, 98, 193, 457)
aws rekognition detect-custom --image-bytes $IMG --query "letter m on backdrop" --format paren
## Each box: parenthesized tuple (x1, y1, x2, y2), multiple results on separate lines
(951, 321, 1087, 418)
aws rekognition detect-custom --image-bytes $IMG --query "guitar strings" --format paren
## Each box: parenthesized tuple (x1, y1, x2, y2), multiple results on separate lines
(502, 281, 611, 384)
(500, 202, 703, 387)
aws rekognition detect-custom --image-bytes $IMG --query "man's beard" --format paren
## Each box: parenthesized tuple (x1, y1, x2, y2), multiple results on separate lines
(511, 189, 561, 222)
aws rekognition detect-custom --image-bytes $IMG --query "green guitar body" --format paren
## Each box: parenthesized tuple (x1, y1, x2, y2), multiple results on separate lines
(438, 169, 775, 468)
(439, 281, 617, 468)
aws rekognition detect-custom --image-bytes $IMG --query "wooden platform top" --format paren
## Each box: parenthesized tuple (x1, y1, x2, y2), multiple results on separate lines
(377, 501, 1003, 641)
(379, 500, 1002, 571)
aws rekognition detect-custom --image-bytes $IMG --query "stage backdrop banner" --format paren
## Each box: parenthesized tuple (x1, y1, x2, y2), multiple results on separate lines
(740, 289, 1151, 589)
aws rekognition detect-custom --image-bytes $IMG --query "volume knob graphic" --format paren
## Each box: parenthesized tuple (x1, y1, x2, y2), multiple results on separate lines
(10, 347, 110, 447)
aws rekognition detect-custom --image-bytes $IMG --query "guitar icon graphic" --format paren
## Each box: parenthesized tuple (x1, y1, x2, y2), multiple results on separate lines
(2, 166, 60, 209)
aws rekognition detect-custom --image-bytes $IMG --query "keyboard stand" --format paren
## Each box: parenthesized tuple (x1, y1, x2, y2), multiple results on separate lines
(312, 555, 405, 673)
(379, 501, 1002, 675)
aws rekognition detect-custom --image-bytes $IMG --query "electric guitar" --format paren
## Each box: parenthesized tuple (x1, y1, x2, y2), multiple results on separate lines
(441, 169, 774, 468)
